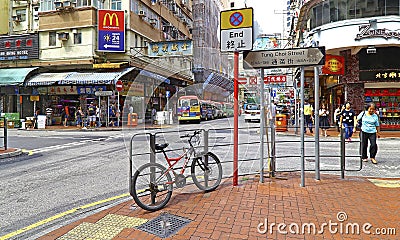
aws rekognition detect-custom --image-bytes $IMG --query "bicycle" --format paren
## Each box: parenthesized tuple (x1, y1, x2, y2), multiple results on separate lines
(132, 130, 223, 211)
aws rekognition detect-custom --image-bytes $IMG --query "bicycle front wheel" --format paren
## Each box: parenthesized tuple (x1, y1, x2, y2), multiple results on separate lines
(132, 163, 173, 211)
(191, 152, 222, 192)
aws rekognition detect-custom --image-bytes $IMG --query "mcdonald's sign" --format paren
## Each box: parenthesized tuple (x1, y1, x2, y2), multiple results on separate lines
(98, 10, 125, 52)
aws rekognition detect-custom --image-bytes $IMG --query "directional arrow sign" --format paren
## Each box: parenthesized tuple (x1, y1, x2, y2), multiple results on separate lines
(243, 47, 325, 69)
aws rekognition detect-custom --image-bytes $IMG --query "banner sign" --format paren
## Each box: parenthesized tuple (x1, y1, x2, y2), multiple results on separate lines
(149, 40, 192, 57)
(98, 10, 125, 52)
(0, 33, 39, 61)
(322, 54, 345, 75)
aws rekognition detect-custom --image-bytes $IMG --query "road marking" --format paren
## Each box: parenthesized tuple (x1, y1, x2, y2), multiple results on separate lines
(0, 193, 130, 240)
(368, 179, 400, 188)
(28, 138, 108, 154)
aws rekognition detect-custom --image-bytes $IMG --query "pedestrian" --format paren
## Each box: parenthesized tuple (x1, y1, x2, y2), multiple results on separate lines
(304, 99, 314, 134)
(319, 103, 330, 137)
(357, 103, 380, 164)
(87, 102, 96, 128)
(129, 104, 134, 114)
(151, 106, 157, 125)
(333, 105, 343, 133)
(339, 102, 357, 142)
(75, 106, 83, 127)
(45, 106, 53, 126)
(63, 105, 69, 127)
(34, 107, 41, 129)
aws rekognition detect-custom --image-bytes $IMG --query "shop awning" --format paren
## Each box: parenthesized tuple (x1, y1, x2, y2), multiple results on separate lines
(139, 70, 170, 84)
(59, 67, 136, 85)
(26, 72, 74, 86)
(0, 67, 38, 85)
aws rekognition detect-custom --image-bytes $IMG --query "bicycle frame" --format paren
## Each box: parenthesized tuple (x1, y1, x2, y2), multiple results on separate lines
(160, 146, 195, 177)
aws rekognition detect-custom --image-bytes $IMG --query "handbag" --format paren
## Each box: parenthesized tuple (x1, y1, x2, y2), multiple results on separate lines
(357, 111, 365, 129)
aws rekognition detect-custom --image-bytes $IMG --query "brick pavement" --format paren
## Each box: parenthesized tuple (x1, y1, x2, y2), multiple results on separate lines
(38, 173, 399, 240)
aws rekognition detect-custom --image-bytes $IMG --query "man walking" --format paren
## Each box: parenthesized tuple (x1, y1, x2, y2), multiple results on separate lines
(304, 99, 314, 134)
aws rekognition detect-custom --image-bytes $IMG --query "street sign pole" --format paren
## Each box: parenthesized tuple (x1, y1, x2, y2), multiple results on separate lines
(233, 51, 239, 186)
(259, 69, 265, 183)
(300, 67, 305, 187)
(314, 67, 320, 180)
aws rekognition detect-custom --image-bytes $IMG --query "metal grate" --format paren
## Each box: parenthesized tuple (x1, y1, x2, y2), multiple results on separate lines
(136, 212, 191, 238)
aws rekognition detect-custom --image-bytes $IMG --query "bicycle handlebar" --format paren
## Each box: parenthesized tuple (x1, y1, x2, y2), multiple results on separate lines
(180, 130, 201, 139)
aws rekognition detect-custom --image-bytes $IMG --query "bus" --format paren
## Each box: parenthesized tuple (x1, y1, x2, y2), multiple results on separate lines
(200, 100, 213, 121)
(177, 95, 201, 123)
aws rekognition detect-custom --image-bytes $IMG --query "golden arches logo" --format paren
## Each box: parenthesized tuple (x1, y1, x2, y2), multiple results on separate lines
(103, 13, 119, 27)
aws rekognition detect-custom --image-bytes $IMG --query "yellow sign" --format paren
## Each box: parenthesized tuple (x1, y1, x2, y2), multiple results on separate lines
(220, 8, 253, 30)
(30, 95, 39, 101)
(103, 12, 119, 27)
(93, 62, 128, 69)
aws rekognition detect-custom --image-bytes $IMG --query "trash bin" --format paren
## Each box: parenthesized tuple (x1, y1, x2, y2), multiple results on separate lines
(7, 121, 14, 129)
(275, 114, 287, 132)
(127, 113, 138, 127)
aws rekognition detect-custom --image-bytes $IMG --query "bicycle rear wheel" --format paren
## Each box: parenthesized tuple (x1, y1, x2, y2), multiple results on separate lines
(132, 163, 173, 211)
(191, 152, 222, 192)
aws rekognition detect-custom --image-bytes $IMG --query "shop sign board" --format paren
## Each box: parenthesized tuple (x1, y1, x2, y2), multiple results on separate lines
(220, 8, 253, 52)
(49, 86, 78, 95)
(98, 10, 125, 52)
(0, 33, 39, 61)
(360, 70, 400, 81)
(95, 90, 113, 96)
(149, 40, 192, 57)
(322, 54, 345, 75)
(30, 95, 39, 101)
(243, 47, 326, 69)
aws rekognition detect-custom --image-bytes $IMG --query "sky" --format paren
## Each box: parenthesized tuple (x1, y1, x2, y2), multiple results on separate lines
(237, 0, 287, 35)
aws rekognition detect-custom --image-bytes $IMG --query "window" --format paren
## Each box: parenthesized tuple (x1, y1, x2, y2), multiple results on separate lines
(386, 0, 400, 15)
(15, 9, 27, 21)
(111, 0, 122, 10)
(74, 32, 82, 44)
(76, 0, 92, 7)
(40, 0, 53, 11)
(49, 32, 56, 46)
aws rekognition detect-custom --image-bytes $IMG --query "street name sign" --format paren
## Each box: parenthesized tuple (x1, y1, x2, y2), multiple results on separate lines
(95, 90, 113, 96)
(220, 8, 253, 52)
(243, 47, 325, 69)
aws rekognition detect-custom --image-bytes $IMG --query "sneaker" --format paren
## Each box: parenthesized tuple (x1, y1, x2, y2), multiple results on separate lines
(371, 158, 377, 164)
(348, 137, 352, 142)
(362, 158, 368, 162)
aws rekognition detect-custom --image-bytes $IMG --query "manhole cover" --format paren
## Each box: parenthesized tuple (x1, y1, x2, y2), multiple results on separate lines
(136, 212, 191, 238)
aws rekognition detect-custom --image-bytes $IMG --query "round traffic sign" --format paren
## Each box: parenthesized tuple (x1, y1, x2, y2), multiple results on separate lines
(229, 12, 244, 27)
(115, 80, 123, 92)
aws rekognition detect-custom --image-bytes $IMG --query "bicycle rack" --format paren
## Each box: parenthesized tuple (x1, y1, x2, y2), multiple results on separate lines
(129, 124, 363, 194)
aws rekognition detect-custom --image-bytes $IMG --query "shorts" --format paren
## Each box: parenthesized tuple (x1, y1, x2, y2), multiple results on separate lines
(88, 116, 96, 122)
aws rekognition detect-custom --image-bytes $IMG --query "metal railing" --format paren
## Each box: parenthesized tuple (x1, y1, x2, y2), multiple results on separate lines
(0, 117, 8, 150)
(128, 125, 363, 193)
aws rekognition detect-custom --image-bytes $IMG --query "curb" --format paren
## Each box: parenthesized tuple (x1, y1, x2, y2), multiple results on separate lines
(0, 148, 23, 159)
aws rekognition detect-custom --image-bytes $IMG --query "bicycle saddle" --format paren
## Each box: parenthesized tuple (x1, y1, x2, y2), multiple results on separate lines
(155, 143, 169, 150)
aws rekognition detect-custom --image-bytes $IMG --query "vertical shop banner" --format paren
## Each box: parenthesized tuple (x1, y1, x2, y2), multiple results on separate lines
(98, 10, 125, 52)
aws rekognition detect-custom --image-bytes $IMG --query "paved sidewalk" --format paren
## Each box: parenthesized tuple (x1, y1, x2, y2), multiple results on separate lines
(38, 173, 399, 240)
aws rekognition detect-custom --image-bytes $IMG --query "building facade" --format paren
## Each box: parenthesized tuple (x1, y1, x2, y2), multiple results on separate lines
(0, 0, 195, 126)
(291, 0, 400, 130)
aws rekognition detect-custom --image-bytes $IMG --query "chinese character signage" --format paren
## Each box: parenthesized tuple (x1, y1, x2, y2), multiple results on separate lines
(148, 40, 192, 57)
(322, 55, 345, 75)
(0, 33, 39, 61)
(98, 10, 125, 52)
(264, 75, 287, 83)
(360, 70, 400, 81)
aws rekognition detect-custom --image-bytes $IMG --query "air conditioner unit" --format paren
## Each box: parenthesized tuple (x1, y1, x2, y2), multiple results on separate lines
(138, 10, 145, 17)
(149, 18, 157, 25)
(54, 1, 63, 10)
(63, 0, 76, 9)
(58, 32, 69, 40)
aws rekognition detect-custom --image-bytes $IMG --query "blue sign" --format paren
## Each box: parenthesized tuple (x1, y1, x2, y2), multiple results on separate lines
(166, 90, 170, 98)
(98, 10, 125, 52)
(271, 89, 277, 97)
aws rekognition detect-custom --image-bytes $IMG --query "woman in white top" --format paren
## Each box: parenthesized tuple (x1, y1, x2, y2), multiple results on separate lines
(319, 104, 330, 137)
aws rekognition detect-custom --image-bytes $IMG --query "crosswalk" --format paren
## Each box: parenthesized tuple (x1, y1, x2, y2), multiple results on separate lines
(22, 135, 122, 155)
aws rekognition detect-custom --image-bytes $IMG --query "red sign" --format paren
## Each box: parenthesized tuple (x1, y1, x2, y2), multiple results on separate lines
(115, 80, 123, 92)
(264, 75, 287, 83)
(322, 54, 345, 75)
(98, 10, 124, 31)
(98, 9, 125, 52)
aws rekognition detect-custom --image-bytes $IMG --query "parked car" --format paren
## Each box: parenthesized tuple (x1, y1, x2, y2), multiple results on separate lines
(243, 104, 260, 122)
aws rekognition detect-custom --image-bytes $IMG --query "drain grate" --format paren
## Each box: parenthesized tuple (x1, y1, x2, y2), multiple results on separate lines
(136, 212, 191, 238)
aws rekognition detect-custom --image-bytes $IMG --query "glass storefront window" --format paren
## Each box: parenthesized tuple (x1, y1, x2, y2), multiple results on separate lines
(309, 0, 400, 29)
